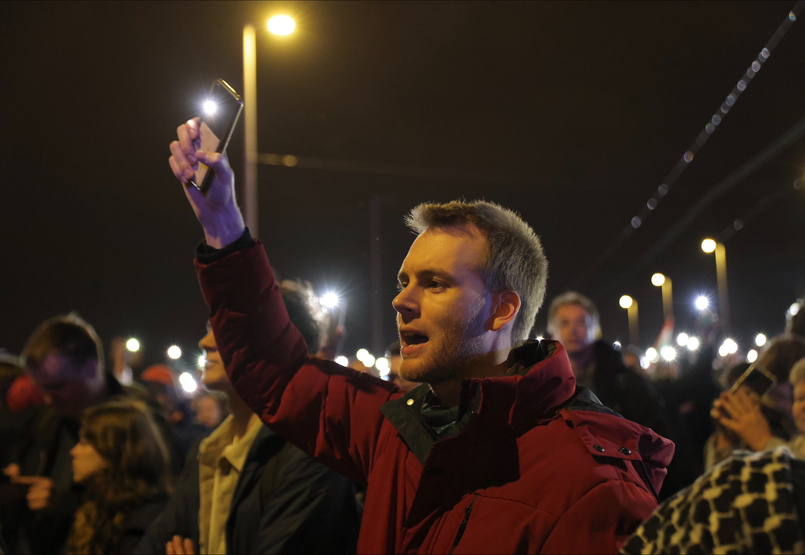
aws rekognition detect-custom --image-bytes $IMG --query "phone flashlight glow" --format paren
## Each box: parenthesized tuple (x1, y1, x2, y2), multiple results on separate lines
(203, 100, 217, 115)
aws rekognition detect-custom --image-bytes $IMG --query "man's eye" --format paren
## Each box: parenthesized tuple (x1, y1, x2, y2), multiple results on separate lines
(429, 280, 444, 289)
(396, 283, 407, 292)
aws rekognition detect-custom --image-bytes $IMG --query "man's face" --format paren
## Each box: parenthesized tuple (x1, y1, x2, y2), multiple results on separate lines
(393, 225, 493, 385)
(553, 304, 595, 355)
(28, 353, 104, 420)
(198, 327, 229, 390)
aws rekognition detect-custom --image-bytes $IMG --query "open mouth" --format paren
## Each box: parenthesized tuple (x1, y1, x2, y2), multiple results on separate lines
(400, 331, 429, 349)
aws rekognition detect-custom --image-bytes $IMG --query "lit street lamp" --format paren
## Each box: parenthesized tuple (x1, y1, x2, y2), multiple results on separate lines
(619, 295, 639, 346)
(701, 238, 730, 334)
(651, 273, 674, 322)
(243, 15, 296, 239)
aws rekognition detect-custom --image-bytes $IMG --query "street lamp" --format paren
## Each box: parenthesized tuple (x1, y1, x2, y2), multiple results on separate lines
(243, 15, 296, 239)
(651, 273, 674, 322)
(701, 238, 730, 334)
(619, 295, 639, 346)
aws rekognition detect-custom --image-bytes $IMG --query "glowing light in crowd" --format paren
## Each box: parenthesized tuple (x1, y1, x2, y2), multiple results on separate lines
(126, 338, 140, 352)
(790, 303, 801, 317)
(320, 292, 340, 309)
(651, 273, 666, 287)
(335, 356, 349, 367)
(619, 295, 633, 309)
(536, 336, 544, 341)
(701, 239, 717, 253)
(677, 333, 689, 347)
(203, 100, 216, 115)
(687, 337, 700, 351)
(267, 14, 295, 36)
(646, 348, 659, 363)
(755, 333, 767, 347)
(167, 345, 182, 360)
(661, 346, 677, 362)
(695, 296, 709, 311)
(363, 354, 376, 368)
(747, 349, 758, 363)
(179, 372, 197, 393)
(375, 357, 390, 377)
(718, 338, 738, 357)
(356, 349, 369, 362)
(640, 357, 650, 369)
(612, 341, 622, 351)
(197, 354, 206, 369)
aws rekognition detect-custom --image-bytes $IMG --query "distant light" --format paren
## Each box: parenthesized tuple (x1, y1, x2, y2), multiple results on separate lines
(197, 354, 206, 369)
(695, 296, 709, 311)
(701, 239, 717, 253)
(790, 303, 801, 317)
(356, 349, 370, 363)
(718, 345, 728, 357)
(167, 345, 182, 360)
(677, 333, 689, 347)
(613, 341, 622, 351)
(640, 357, 650, 369)
(724, 338, 738, 354)
(203, 100, 216, 115)
(646, 348, 659, 363)
(619, 295, 633, 309)
(536, 336, 544, 341)
(375, 357, 390, 376)
(267, 14, 295, 36)
(747, 349, 758, 363)
(334, 356, 349, 367)
(179, 372, 197, 393)
(651, 273, 666, 287)
(363, 354, 376, 368)
(320, 292, 340, 309)
(687, 337, 700, 351)
(661, 346, 677, 362)
(755, 333, 767, 347)
(126, 338, 140, 352)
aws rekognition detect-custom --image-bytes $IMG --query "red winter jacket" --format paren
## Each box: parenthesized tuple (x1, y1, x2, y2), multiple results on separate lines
(196, 240, 674, 554)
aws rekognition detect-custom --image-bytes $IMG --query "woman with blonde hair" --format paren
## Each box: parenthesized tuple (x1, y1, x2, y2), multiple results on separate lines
(66, 399, 171, 554)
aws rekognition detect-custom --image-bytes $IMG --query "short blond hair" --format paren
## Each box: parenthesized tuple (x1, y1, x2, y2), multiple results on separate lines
(546, 291, 602, 340)
(405, 200, 548, 343)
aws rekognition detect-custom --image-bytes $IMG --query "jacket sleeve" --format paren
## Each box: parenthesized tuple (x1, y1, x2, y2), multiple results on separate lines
(195, 241, 397, 485)
(252, 446, 361, 554)
(540, 481, 658, 554)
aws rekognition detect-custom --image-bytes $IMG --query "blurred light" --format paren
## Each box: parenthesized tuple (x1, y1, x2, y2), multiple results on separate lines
(790, 303, 801, 317)
(536, 336, 544, 341)
(719, 338, 738, 357)
(661, 346, 677, 362)
(197, 354, 206, 369)
(755, 333, 767, 347)
(695, 296, 709, 311)
(677, 333, 689, 347)
(612, 341, 622, 351)
(701, 239, 717, 253)
(282, 155, 298, 167)
(747, 349, 758, 363)
(179, 372, 197, 393)
(651, 273, 666, 287)
(646, 348, 659, 363)
(631, 217, 642, 229)
(375, 357, 390, 376)
(356, 349, 370, 363)
(267, 14, 295, 36)
(683, 151, 694, 163)
(640, 357, 650, 369)
(687, 337, 700, 351)
(320, 292, 340, 309)
(167, 345, 182, 360)
(363, 354, 376, 368)
(619, 295, 633, 309)
(126, 338, 140, 352)
(334, 356, 349, 367)
(203, 100, 216, 115)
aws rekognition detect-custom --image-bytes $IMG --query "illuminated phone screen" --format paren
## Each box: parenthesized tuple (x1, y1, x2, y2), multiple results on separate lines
(193, 80, 243, 192)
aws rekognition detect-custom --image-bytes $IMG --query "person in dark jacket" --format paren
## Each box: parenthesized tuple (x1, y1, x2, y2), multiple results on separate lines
(136, 285, 360, 555)
(65, 399, 171, 555)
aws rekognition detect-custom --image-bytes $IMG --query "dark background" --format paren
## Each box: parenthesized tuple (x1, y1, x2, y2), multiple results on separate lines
(2, 1, 804, 370)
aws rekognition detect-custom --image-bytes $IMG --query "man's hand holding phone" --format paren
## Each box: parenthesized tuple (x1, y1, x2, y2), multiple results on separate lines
(169, 117, 245, 249)
(710, 388, 773, 452)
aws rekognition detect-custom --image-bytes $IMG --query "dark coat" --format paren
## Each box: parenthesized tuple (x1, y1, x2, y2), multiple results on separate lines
(196, 238, 676, 554)
(134, 425, 360, 555)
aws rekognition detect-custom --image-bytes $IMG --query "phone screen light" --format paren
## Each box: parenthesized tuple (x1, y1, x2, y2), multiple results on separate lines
(203, 100, 217, 115)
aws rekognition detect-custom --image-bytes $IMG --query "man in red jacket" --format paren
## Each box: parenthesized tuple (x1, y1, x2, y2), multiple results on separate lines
(168, 118, 674, 554)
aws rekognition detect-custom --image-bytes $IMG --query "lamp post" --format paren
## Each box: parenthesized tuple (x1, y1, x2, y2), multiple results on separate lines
(701, 238, 730, 334)
(651, 273, 674, 322)
(242, 15, 296, 239)
(619, 295, 639, 346)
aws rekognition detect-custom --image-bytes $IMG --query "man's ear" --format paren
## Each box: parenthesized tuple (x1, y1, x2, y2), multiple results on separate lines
(488, 291, 521, 333)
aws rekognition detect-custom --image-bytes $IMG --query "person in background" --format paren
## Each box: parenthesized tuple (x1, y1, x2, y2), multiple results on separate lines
(66, 399, 171, 555)
(136, 283, 360, 555)
(384, 340, 419, 392)
(140, 364, 208, 476)
(192, 391, 227, 431)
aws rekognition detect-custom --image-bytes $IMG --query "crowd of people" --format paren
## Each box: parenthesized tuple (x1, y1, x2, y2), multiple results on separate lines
(1, 117, 804, 554)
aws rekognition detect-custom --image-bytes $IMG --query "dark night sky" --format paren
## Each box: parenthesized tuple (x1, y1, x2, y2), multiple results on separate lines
(2, 1, 804, 371)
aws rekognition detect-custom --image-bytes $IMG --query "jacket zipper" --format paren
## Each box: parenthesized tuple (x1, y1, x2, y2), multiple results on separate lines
(450, 496, 476, 554)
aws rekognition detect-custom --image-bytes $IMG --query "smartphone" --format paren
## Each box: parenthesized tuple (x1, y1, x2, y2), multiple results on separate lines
(730, 363, 776, 401)
(191, 79, 244, 193)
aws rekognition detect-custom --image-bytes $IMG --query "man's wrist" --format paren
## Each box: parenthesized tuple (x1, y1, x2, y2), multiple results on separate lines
(201, 206, 246, 249)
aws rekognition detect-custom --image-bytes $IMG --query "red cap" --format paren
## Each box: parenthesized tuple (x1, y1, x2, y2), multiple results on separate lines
(141, 364, 177, 388)
(7, 375, 45, 412)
